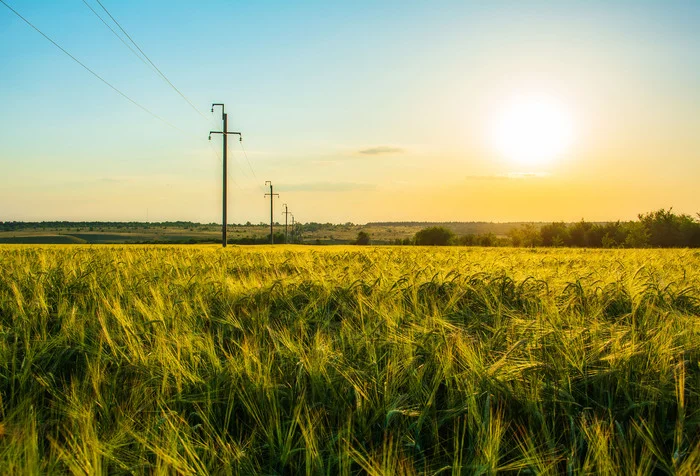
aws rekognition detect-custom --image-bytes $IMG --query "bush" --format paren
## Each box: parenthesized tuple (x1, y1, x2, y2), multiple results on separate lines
(414, 226, 454, 246)
(354, 231, 371, 245)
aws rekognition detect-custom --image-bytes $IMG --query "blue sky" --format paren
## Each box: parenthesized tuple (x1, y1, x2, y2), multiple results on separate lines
(1, 1, 699, 223)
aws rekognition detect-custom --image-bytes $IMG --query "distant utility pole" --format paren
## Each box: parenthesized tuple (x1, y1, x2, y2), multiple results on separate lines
(264, 181, 279, 244)
(291, 214, 296, 243)
(282, 203, 292, 243)
(209, 103, 241, 248)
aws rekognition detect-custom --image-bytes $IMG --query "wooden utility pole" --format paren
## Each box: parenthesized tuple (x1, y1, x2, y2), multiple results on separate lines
(264, 181, 279, 244)
(209, 103, 241, 248)
(282, 203, 291, 243)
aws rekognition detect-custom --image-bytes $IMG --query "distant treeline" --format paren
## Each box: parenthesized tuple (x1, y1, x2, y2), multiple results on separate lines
(0, 221, 302, 232)
(0, 221, 218, 231)
(367, 221, 544, 226)
(401, 209, 700, 248)
(227, 232, 289, 245)
(510, 209, 700, 248)
(141, 232, 290, 245)
(368, 221, 528, 236)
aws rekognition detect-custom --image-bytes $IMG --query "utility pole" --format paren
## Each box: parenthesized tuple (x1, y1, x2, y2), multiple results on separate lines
(209, 103, 241, 248)
(291, 214, 296, 244)
(264, 181, 279, 244)
(282, 203, 291, 243)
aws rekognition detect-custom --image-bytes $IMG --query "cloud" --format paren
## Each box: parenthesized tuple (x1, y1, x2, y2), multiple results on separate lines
(281, 182, 377, 192)
(358, 146, 405, 156)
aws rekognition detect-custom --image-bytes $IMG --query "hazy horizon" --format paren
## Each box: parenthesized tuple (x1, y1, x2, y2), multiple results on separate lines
(2, 1, 698, 224)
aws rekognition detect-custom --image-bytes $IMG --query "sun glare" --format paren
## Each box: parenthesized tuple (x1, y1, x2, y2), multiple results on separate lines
(490, 94, 574, 168)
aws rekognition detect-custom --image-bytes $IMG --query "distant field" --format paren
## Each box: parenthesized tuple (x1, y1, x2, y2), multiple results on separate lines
(0, 222, 525, 244)
(0, 245, 698, 473)
(0, 228, 223, 244)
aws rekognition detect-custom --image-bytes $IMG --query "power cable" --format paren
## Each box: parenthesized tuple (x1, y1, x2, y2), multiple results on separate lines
(228, 146, 253, 180)
(0, 0, 192, 137)
(239, 139, 267, 192)
(94, 0, 212, 124)
(80, 0, 154, 73)
(239, 139, 259, 182)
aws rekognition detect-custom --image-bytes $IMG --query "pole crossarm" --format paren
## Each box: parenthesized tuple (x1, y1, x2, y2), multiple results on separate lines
(209, 131, 242, 136)
(209, 130, 241, 141)
(211, 103, 225, 119)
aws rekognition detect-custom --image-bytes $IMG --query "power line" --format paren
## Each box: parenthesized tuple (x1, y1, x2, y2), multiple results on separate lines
(86, 2, 261, 190)
(0, 0, 189, 136)
(86, 2, 262, 181)
(94, 0, 211, 124)
(92, 1, 259, 185)
(4, 0, 259, 215)
(239, 140, 267, 193)
(229, 150, 252, 180)
(239, 139, 259, 181)
(80, 0, 154, 73)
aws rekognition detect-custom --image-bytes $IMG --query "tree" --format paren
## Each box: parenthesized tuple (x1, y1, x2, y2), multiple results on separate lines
(414, 226, 454, 246)
(540, 222, 569, 247)
(455, 234, 477, 246)
(638, 208, 700, 247)
(599, 221, 627, 248)
(567, 220, 593, 247)
(355, 231, 371, 245)
(509, 224, 541, 247)
(477, 233, 497, 247)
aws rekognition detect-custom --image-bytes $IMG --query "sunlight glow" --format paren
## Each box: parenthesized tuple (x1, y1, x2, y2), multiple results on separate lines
(490, 94, 574, 167)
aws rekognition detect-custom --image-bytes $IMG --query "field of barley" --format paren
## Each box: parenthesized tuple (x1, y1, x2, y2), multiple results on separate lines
(0, 245, 699, 474)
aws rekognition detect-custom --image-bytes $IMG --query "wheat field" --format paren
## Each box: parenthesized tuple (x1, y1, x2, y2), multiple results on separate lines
(0, 245, 699, 474)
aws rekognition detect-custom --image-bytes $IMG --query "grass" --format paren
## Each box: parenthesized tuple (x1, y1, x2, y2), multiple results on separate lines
(0, 245, 699, 474)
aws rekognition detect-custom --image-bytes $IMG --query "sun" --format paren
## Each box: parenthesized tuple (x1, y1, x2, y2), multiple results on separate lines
(490, 94, 574, 168)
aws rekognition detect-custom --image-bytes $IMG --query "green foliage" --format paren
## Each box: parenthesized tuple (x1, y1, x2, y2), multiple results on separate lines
(539, 222, 569, 246)
(505, 209, 700, 249)
(354, 231, 371, 245)
(0, 246, 700, 473)
(414, 226, 455, 246)
(508, 223, 542, 247)
(455, 233, 506, 247)
(639, 208, 700, 247)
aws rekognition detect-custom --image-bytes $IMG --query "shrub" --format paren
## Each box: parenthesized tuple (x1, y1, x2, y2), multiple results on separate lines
(354, 231, 371, 245)
(414, 226, 454, 246)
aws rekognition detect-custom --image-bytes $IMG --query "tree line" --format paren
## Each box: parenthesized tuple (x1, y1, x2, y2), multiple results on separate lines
(0, 221, 217, 231)
(355, 209, 700, 248)
(509, 209, 700, 248)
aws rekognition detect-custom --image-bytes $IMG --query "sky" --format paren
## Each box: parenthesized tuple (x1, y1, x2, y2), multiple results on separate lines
(1, 0, 699, 224)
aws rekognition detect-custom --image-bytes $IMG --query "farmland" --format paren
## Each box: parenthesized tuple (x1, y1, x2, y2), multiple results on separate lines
(0, 245, 699, 473)
(0, 222, 525, 245)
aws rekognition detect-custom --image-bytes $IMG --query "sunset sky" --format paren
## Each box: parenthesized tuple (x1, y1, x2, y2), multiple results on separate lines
(1, 1, 698, 224)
